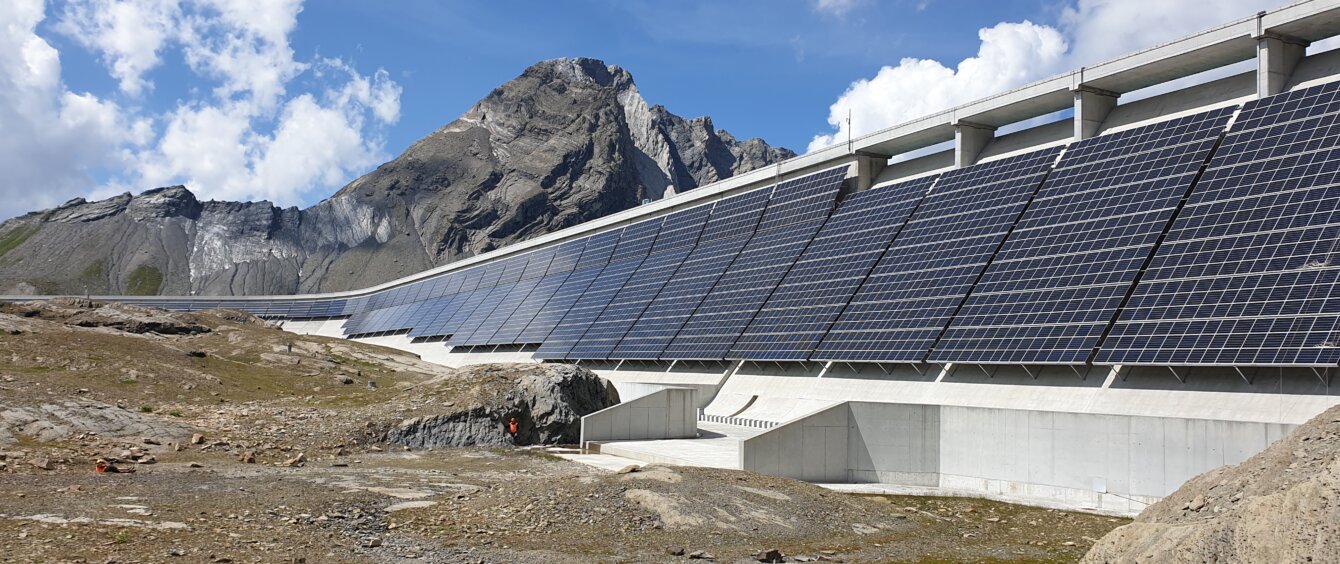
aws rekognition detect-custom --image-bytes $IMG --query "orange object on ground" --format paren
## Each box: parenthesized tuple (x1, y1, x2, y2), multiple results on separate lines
(507, 417, 519, 435)
(95, 459, 109, 473)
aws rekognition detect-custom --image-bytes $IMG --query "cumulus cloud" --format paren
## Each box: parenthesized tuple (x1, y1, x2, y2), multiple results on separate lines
(0, 0, 148, 218)
(809, 21, 1067, 152)
(808, 0, 1282, 153)
(0, 0, 401, 220)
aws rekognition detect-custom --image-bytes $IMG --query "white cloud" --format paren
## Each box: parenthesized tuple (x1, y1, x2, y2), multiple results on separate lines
(0, 0, 144, 219)
(0, 0, 403, 220)
(813, 0, 863, 16)
(809, 21, 1066, 152)
(55, 0, 177, 96)
(808, 0, 1282, 154)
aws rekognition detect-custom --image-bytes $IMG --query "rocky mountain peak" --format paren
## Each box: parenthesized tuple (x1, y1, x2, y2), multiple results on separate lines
(0, 58, 794, 297)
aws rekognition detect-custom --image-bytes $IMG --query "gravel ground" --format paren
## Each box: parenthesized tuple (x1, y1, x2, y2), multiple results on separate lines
(0, 301, 1129, 562)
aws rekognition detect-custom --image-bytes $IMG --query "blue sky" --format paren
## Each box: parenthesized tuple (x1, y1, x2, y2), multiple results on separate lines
(0, 0, 1287, 221)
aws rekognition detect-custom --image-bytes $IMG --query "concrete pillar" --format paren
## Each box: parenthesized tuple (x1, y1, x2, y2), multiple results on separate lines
(1256, 32, 1308, 98)
(851, 153, 888, 191)
(954, 121, 995, 168)
(1073, 87, 1118, 140)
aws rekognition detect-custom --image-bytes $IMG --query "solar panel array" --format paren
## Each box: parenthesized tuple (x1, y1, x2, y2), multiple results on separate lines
(930, 107, 1234, 364)
(728, 174, 937, 360)
(1099, 81, 1340, 366)
(116, 80, 1340, 368)
(812, 147, 1064, 362)
(661, 169, 848, 359)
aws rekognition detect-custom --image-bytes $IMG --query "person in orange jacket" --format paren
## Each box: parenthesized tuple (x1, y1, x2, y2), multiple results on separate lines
(507, 417, 519, 437)
(94, 458, 134, 473)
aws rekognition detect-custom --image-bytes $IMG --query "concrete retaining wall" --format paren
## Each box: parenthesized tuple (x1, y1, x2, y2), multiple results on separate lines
(739, 402, 849, 482)
(739, 400, 1295, 514)
(580, 387, 698, 446)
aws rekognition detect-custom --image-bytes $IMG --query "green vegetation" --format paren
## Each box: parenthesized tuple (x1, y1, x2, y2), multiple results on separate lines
(79, 260, 107, 292)
(126, 265, 163, 295)
(0, 226, 38, 259)
(138, 405, 154, 413)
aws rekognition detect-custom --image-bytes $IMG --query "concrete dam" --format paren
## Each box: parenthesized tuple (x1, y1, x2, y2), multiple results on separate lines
(27, 0, 1340, 515)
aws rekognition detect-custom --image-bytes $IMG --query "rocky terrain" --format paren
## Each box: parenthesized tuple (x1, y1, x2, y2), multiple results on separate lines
(0, 299, 1126, 562)
(1083, 403, 1340, 563)
(0, 58, 794, 297)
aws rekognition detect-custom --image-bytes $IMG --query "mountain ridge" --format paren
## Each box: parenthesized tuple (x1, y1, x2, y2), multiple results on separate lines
(0, 58, 794, 296)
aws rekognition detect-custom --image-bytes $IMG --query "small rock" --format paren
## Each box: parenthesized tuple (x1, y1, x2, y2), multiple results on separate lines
(284, 452, 306, 467)
(188, 462, 204, 468)
(756, 548, 784, 563)
(616, 465, 640, 474)
(1188, 495, 1207, 511)
(337, 376, 354, 385)
(667, 546, 685, 556)
(190, 434, 205, 445)
(367, 380, 378, 390)
(364, 538, 383, 548)
(30, 458, 53, 471)
(187, 350, 207, 358)
(143, 437, 162, 445)
(688, 551, 714, 560)
(239, 451, 256, 464)
(1230, 492, 1243, 503)
(136, 455, 157, 465)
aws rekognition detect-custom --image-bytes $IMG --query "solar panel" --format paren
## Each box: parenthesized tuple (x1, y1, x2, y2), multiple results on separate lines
(609, 218, 663, 262)
(1098, 81, 1340, 366)
(931, 107, 1236, 364)
(533, 256, 649, 359)
(730, 174, 940, 360)
(451, 277, 544, 346)
(447, 281, 521, 345)
(577, 188, 764, 358)
(607, 234, 754, 359)
(656, 169, 847, 359)
(565, 245, 698, 359)
(651, 205, 712, 253)
(488, 270, 575, 344)
(813, 147, 1063, 362)
(575, 229, 624, 270)
(700, 187, 771, 241)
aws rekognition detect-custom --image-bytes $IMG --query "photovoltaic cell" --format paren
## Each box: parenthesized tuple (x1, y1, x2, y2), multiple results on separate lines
(451, 277, 543, 346)
(813, 147, 1063, 362)
(700, 188, 772, 241)
(730, 174, 939, 360)
(756, 166, 849, 231)
(931, 107, 1235, 364)
(1099, 81, 1340, 366)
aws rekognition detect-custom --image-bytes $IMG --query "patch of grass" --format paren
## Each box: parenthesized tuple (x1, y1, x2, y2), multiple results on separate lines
(125, 265, 163, 295)
(78, 260, 106, 292)
(0, 225, 37, 259)
(138, 405, 154, 413)
(109, 530, 131, 544)
(167, 409, 182, 417)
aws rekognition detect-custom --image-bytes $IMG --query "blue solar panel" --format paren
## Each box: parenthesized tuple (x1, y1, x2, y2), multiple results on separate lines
(607, 234, 753, 359)
(516, 267, 605, 343)
(700, 188, 771, 241)
(447, 281, 521, 345)
(609, 218, 662, 262)
(651, 205, 712, 253)
(1099, 81, 1340, 366)
(932, 107, 1235, 364)
(575, 229, 624, 270)
(730, 174, 939, 360)
(566, 246, 698, 359)
(488, 270, 575, 344)
(657, 169, 848, 359)
(546, 239, 587, 275)
(451, 277, 544, 346)
(813, 147, 1063, 362)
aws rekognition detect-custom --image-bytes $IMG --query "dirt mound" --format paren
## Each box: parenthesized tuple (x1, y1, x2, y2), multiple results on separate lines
(198, 308, 267, 326)
(386, 363, 619, 447)
(1084, 404, 1340, 563)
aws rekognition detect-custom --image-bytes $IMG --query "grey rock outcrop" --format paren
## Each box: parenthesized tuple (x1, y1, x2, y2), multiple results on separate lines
(0, 58, 793, 296)
(386, 363, 619, 448)
(0, 400, 193, 447)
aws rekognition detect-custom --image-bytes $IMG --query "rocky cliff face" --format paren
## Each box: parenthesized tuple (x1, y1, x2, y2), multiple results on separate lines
(0, 58, 793, 296)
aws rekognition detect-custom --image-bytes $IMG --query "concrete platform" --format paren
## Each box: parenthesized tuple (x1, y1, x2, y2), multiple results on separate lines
(590, 421, 767, 469)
